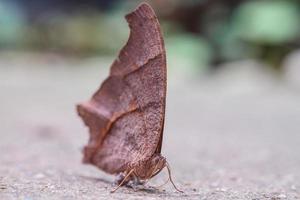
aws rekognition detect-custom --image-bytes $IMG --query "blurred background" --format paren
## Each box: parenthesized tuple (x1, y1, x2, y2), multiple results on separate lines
(1, 0, 300, 199)
(1, 0, 300, 73)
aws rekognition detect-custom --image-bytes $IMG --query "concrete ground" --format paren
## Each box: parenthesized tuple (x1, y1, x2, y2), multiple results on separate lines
(0, 52, 300, 199)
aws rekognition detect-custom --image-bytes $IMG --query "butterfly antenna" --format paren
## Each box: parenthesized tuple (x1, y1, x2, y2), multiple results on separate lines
(110, 169, 135, 193)
(165, 162, 184, 193)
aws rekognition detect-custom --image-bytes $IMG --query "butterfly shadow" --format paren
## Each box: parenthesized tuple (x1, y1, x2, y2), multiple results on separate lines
(77, 174, 171, 194)
(125, 184, 166, 194)
(77, 174, 112, 185)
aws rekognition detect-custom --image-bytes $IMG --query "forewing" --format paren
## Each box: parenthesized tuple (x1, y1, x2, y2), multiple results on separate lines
(77, 3, 166, 174)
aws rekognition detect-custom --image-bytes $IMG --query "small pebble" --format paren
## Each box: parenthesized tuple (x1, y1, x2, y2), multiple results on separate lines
(277, 194, 287, 199)
(0, 185, 6, 190)
(215, 187, 227, 192)
(48, 185, 55, 189)
(34, 173, 45, 179)
(210, 181, 219, 187)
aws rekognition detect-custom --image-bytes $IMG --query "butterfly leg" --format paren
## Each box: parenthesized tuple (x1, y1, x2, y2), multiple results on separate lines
(131, 172, 144, 185)
(165, 162, 184, 193)
(125, 173, 145, 191)
(114, 172, 125, 185)
(111, 169, 135, 193)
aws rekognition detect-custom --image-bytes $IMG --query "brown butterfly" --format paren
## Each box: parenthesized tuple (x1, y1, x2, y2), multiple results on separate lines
(77, 3, 182, 193)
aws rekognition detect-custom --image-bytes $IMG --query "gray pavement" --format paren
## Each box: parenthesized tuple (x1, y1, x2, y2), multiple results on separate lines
(0, 53, 300, 199)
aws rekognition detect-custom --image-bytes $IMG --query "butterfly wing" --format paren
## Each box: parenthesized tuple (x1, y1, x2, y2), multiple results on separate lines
(77, 3, 166, 174)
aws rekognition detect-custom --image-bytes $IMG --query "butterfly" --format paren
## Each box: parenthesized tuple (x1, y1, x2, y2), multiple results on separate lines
(77, 3, 182, 193)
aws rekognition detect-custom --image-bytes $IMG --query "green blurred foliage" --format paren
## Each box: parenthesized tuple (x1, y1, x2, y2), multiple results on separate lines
(199, 0, 300, 69)
(232, 0, 300, 44)
(166, 33, 212, 75)
(23, 12, 129, 55)
(227, 0, 300, 68)
(0, 1, 25, 47)
(0, 0, 300, 70)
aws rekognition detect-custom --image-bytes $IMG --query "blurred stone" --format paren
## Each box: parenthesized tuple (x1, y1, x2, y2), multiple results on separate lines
(210, 60, 277, 95)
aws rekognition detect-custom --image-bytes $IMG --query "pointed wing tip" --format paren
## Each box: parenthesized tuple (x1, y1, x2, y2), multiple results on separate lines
(137, 2, 153, 10)
(76, 102, 87, 117)
(76, 101, 95, 126)
(125, 2, 156, 21)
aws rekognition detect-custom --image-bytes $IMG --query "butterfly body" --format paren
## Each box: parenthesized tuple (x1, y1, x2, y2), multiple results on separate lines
(77, 3, 182, 192)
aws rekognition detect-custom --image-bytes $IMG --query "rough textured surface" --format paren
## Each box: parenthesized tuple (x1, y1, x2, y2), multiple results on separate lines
(77, 3, 167, 177)
(0, 54, 300, 199)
